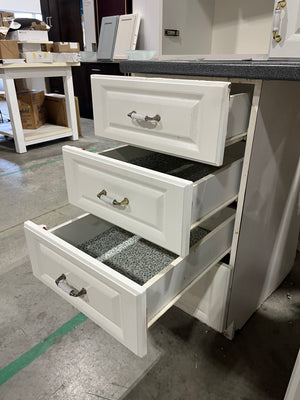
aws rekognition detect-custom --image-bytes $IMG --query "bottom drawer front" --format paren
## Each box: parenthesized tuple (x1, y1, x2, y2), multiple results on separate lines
(24, 221, 147, 357)
(176, 262, 231, 332)
(41, 245, 123, 329)
(25, 207, 235, 357)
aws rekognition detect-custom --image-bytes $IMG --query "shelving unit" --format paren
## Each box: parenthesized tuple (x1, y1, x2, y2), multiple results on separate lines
(0, 123, 72, 144)
(0, 62, 79, 153)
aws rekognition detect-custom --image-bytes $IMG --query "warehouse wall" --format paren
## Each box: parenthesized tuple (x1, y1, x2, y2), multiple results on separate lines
(1, 0, 41, 13)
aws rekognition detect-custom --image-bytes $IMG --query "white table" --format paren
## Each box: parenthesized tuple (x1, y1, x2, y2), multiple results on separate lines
(0, 62, 79, 153)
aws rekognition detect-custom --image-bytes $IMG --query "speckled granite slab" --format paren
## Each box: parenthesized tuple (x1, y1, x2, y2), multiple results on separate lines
(120, 60, 300, 81)
(129, 152, 217, 182)
(77, 225, 208, 285)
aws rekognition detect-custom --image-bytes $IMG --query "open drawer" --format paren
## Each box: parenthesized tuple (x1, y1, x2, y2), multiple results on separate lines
(91, 75, 252, 166)
(24, 207, 235, 357)
(63, 142, 244, 257)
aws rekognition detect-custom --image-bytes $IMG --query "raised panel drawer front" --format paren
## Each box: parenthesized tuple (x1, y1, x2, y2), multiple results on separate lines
(91, 75, 251, 166)
(24, 209, 235, 357)
(63, 144, 244, 257)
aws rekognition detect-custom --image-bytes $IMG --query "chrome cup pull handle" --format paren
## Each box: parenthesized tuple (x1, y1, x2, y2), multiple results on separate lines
(127, 110, 161, 122)
(55, 274, 87, 298)
(97, 189, 129, 207)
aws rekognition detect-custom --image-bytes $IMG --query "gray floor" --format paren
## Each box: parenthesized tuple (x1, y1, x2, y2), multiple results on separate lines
(0, 119, 299, 400)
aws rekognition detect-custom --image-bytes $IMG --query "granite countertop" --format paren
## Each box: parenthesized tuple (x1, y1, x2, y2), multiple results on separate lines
(120, 60, 300, 81)
(80, 60, 120, 64)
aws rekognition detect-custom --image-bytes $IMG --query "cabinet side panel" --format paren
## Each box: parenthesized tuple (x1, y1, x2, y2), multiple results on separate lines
(227, 81, 300, 330)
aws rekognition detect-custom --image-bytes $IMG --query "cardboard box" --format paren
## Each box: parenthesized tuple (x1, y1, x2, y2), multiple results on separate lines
(18, 42, 41, 52)
(41, 43, 53, 52)
(0, 26, 9, 40)
(52, 52, 80, 63)
(0, 11, 14, 28)
(15, 79, 28, 93)
(44, 93, 81, 136)
(0, 40, 19, 59)
(8, 30, 49, 41)
(53, 42, 80, 53)
(21, 51, 53, 63)
(17, 91, 47, 129)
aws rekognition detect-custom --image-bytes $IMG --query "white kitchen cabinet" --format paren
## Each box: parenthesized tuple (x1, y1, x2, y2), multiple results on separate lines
(25, 61, 300, 358)
(24, 72, 260, 356)
(133, 0, 300, 59)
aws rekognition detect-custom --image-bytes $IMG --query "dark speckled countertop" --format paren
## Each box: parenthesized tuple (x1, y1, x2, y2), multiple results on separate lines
(120, 60, 300, 81)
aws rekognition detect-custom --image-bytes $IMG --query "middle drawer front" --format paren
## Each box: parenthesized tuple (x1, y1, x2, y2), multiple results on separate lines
(63, 144, 243, 257)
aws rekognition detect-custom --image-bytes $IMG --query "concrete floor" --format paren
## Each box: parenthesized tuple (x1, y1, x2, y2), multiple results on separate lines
(0, 120, 299, 400)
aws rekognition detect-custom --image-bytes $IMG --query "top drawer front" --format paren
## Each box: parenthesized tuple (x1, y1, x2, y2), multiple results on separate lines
(92, 75, 230, 166)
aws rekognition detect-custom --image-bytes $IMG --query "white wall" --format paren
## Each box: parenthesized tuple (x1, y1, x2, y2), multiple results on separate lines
(1, 0, 41, 13)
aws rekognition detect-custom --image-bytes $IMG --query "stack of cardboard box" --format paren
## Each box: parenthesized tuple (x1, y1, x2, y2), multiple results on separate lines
(0, 10, 19, 61)
(0, 11, 14, 39)
(42, 42, 81, 63)
(18, 41, 81, 64)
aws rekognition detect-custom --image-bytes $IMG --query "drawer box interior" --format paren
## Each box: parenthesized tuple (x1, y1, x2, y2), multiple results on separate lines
(25, 206, 235, 356)
(63, 142, 244, 256)
(53, 207, 235, 286)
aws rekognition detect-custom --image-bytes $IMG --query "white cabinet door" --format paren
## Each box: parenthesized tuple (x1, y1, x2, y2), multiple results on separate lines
(91, 75, 231, 166)
(269, 0, 300, 58)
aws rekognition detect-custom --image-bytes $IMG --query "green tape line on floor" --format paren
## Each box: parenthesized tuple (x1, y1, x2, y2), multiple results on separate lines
(0, 312, 88, 386)
(0, 149, 98, 178)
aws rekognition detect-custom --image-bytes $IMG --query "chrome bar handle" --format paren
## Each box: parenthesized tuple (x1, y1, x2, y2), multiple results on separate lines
(55, 274, 87, 297)
(97, 189, 129, 207)
(127, 110, 161, 122)
(273, 1, 287, 43)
